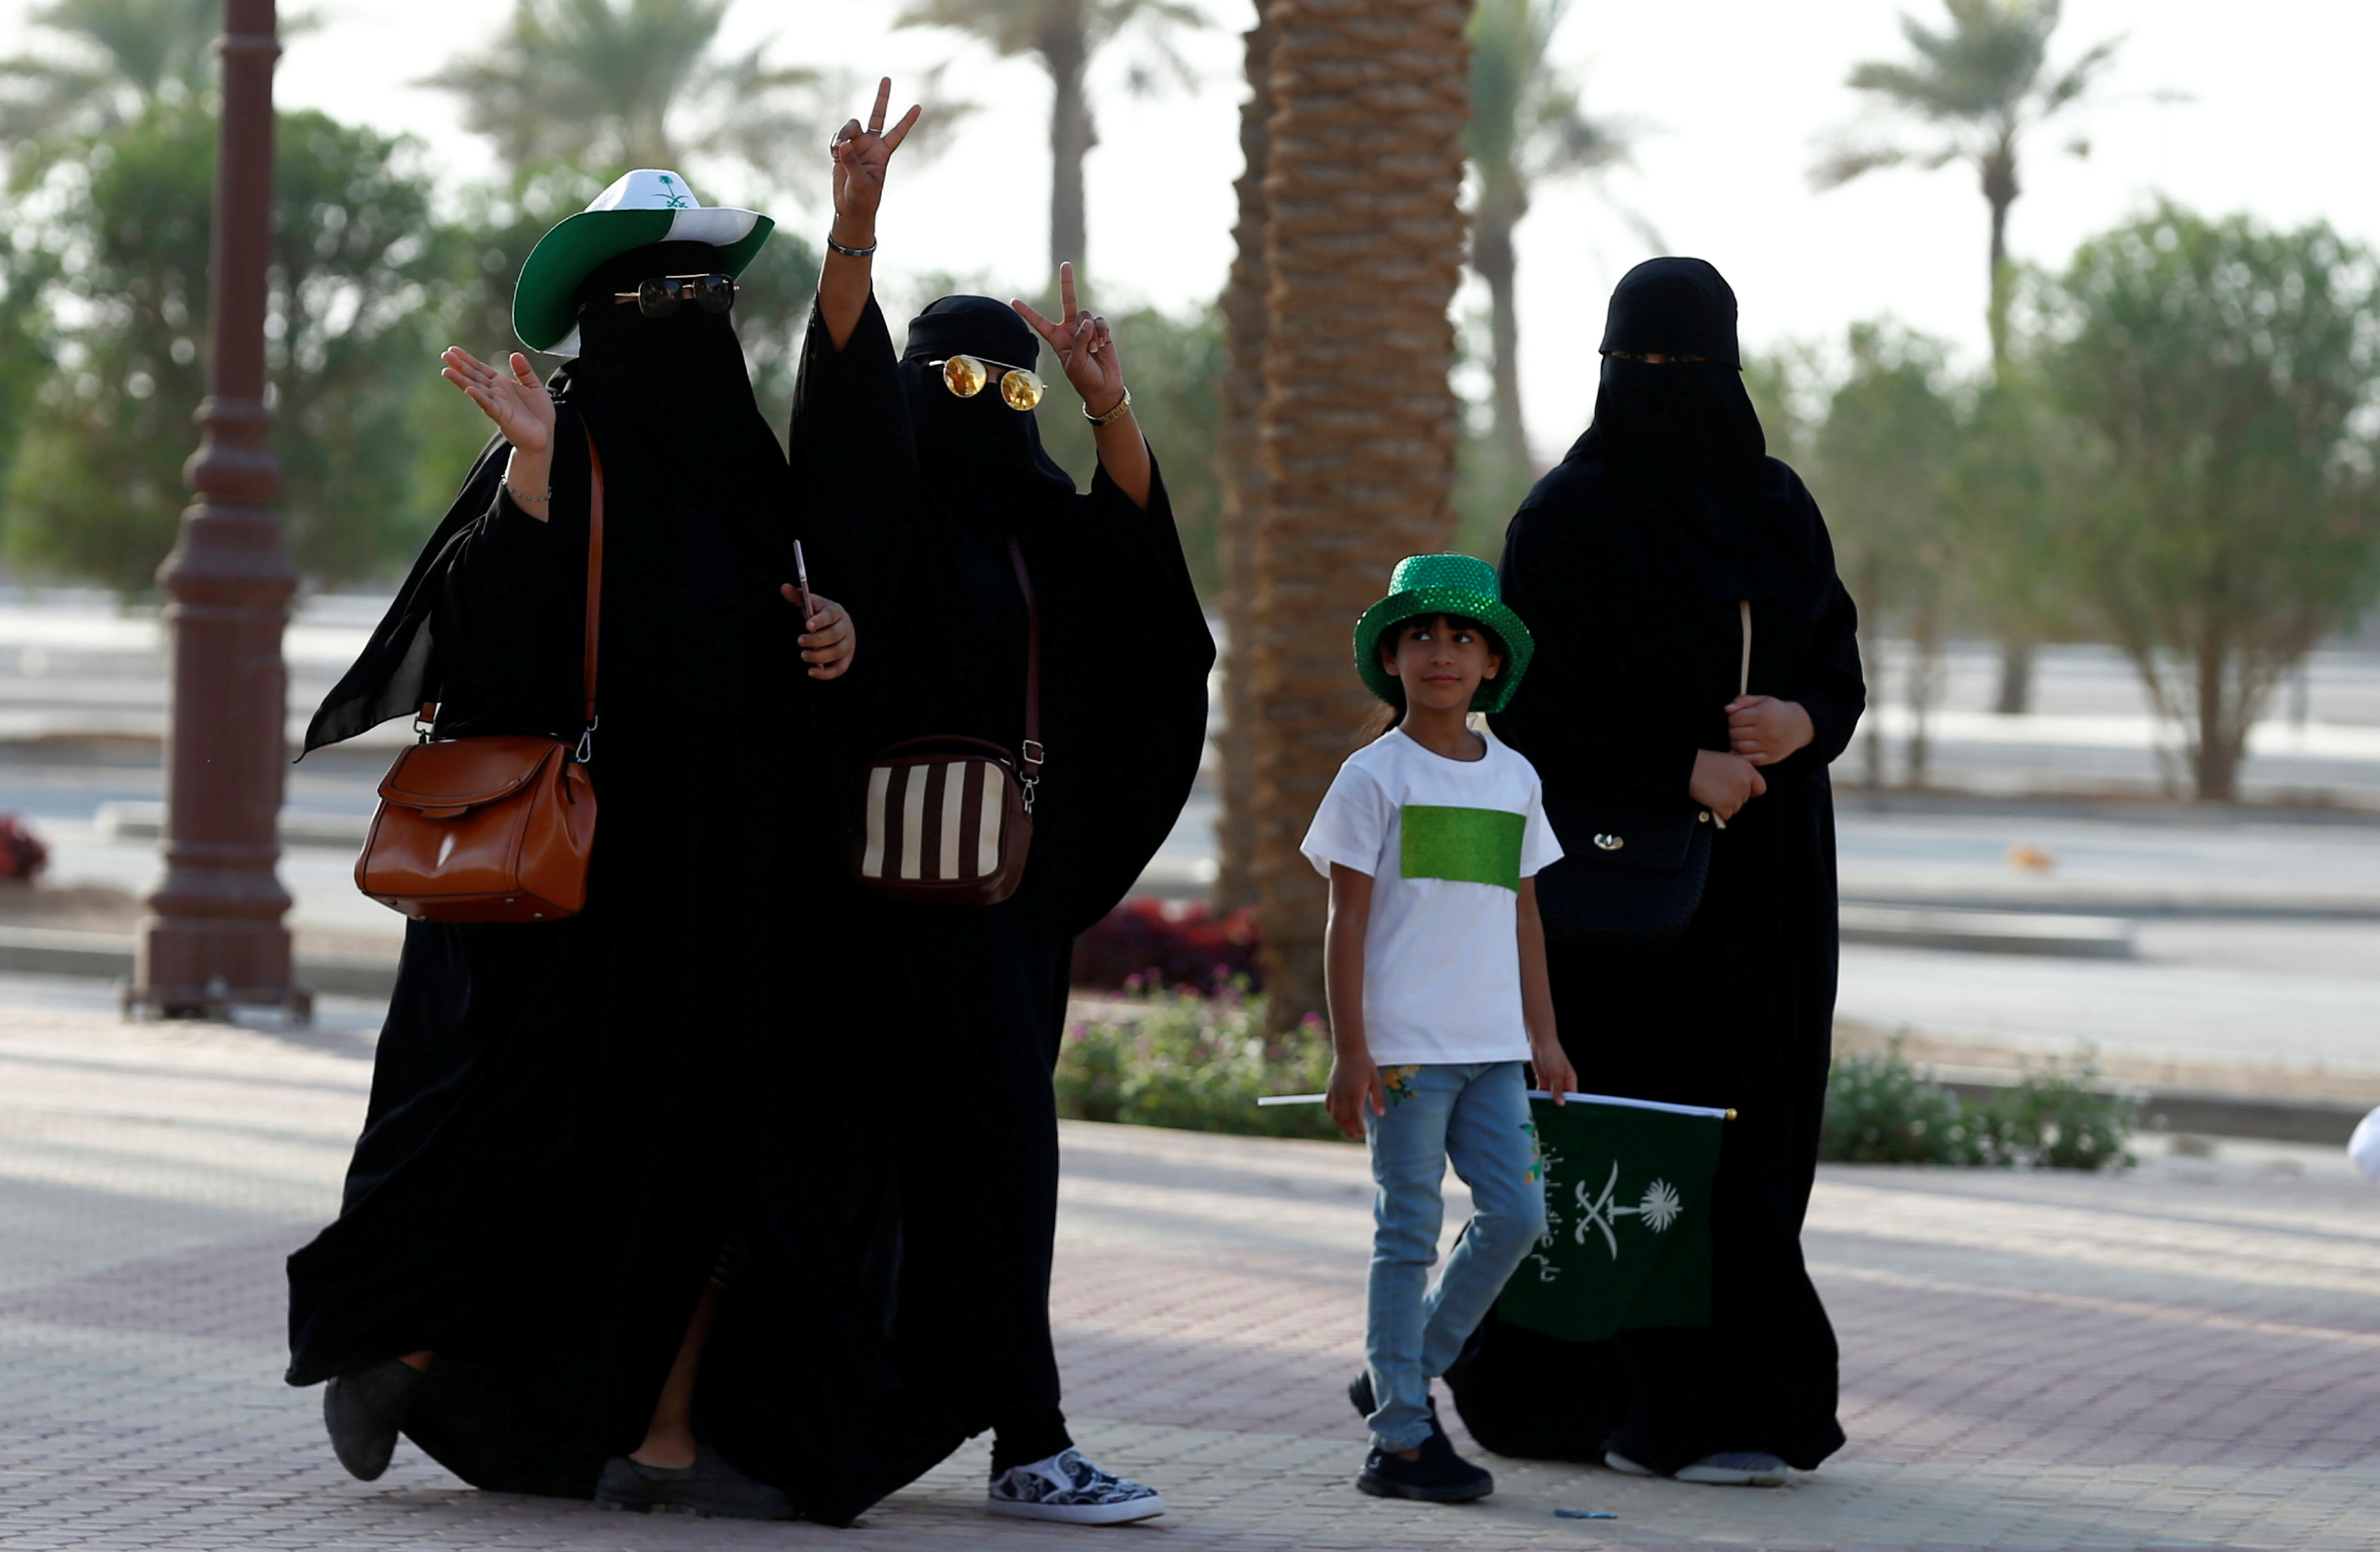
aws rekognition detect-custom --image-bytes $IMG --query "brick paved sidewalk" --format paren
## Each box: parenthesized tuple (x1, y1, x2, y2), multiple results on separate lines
(2, 988, 2377, 1550)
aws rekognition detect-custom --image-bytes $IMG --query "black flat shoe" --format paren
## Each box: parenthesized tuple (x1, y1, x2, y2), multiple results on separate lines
(322, 1358, 424, 1481)
(1357, 1431, 1494, 1503)
(596, 1445, 795, 1520)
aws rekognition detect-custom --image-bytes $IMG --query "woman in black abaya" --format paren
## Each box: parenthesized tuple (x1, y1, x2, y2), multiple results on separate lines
(1448, 258, 1864, 1484)
(786, 86, 1211, 1526)
(284, 172, 963, 1523)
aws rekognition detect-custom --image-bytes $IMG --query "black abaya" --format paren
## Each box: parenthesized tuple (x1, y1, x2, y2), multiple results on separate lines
(1450, 262, 1864, 1474)
(789, 294, 1212, 1460)
(284, 244, 960, 1522)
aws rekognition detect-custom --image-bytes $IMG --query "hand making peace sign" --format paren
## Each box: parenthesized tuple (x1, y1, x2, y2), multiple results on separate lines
(1012, 264, 1126, 421)
(829, 77, 920, 247)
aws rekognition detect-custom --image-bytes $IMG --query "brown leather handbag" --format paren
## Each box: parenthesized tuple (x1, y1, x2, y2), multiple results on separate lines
(852, 537, 1041, 906)
(355, 429, 605, 923)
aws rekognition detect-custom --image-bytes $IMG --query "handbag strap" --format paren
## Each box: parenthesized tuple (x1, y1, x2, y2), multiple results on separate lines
(1008, 536, 1043, 801)
(581, 426, 605, 732)
(1737, 598, 1753, 699)
(414, 430, 607, 744)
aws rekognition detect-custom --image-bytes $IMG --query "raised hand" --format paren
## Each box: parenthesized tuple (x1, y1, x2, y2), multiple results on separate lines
(1011, 264, 1125, 418)
(829, 77, 920, 244)
(440, 346, 554, 453)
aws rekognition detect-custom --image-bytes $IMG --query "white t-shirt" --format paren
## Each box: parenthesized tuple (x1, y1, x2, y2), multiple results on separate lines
(1299, 726, 1563, 1065)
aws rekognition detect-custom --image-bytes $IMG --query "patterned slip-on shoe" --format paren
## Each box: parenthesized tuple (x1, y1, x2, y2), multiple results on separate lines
(1676, 1450, 1788, 1487)
(988, 1447, 1166, 1524)
(595, 1445, 796, 1519)
(322, 1358, 424, 1482)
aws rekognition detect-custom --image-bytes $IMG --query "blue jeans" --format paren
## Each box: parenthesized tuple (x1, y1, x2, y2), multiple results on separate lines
(1362, 1060, 1548, 1452)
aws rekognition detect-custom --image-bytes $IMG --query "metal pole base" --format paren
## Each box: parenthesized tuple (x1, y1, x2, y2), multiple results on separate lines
(121, 979, 314, 1026)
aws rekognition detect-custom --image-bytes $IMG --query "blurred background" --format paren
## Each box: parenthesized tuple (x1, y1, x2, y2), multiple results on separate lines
(0, 0, 2374, 1149)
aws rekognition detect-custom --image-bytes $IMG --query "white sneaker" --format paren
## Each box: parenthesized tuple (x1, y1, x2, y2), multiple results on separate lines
(1676, 1450, 1788, 1487)
(987, 1448, 1167, 1525)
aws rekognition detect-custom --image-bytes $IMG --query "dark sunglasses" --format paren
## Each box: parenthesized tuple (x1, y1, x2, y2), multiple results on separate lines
(612, 273, 737, 318)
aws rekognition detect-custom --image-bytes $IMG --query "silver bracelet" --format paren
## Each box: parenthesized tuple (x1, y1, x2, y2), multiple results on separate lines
(826, 234, 878, 258)
(504, 481, 551, 506)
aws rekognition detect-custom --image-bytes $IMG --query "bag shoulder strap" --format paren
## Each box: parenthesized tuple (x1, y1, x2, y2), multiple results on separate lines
(1008, 536, 1043, 786)
(415, 430, 607, 739)
(1737, 598, 1753, 700)
(582, 426, 605, 730)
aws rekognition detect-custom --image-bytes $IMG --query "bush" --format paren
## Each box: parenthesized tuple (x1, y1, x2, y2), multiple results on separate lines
(1821, 1036, 1990, 1165)
(1982, 1048, 2140, 1171)
(1071, 898, 1262, 994)
(1054, 983, 1343, 1142)
(1821, 1036, 2136, 1171)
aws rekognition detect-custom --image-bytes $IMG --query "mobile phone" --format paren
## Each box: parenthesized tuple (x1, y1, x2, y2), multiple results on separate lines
(793, 540, 816, 627)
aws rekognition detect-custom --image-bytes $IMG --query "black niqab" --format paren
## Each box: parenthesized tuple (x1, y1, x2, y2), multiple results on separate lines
(1572, 258, 1818, 608)
(898, 295, 1078, 534)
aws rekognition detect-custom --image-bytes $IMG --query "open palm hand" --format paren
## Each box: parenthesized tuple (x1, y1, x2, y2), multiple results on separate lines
(440, 346, 554, 453)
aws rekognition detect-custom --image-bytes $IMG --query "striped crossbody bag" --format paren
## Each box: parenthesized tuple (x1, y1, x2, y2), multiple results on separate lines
(852, 537, 1042, 906)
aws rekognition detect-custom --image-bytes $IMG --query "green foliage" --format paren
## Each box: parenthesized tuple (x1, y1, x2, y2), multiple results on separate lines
(2047, 204, 2380, 798)
(1821, 1038, 1990, 1165)
(421, 0, 839, 196)
(1821, 1036, 2137, 1171)
(1, 101, 459, 594)
(0, 0, 218, 167)
(1054, 985, 1343, 1142)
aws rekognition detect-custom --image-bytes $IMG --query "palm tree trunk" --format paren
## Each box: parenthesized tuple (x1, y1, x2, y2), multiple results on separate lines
(1981, 136, 2035, 715)
(1040, 7, 1094, 277)
(1213, 6, 1279, 916)
(1473, 184, 1530, 472)
(1251, 0, 1471, 1023)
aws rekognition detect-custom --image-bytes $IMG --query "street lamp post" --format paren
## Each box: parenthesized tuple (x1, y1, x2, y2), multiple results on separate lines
(125, 0, 307, 1023)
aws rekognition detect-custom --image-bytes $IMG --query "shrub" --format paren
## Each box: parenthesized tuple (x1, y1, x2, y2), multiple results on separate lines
(1821, 1036, 2136, 1171)
(1821, 1037, 1990, 1166)
(1071, 897, 1262, 994)
(1054, 983, 1342, 1142)
(1981, 1049, 2140, 1171)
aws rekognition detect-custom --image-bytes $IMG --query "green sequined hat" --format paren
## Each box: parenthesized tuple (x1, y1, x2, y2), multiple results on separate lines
(1353, 553, 1535, 715)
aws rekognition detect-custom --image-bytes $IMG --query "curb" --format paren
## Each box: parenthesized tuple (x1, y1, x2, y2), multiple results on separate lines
(0, 927, 397, 1000)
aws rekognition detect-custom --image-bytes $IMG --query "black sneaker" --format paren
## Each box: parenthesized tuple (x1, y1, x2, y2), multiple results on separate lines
(322, 1358, 424, 1481)
(595, 1445, 795, 1519)
(1357, 1429, 1494, 1503)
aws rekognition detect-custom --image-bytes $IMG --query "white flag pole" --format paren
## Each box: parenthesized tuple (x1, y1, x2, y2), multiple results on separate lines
(1255, 1091, 1734, 1120)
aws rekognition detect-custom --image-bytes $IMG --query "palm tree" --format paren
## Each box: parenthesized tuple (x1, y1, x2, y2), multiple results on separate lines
(1249, 0, 1470, 1022)
(0, 0, 217, 154)
(424, 0, 831, 189)
(896, 0, 1201, 280)
(1813, 0, 2120, 715)
(1465, 0, 1632, 472)
(1211, 4, 1277, 915)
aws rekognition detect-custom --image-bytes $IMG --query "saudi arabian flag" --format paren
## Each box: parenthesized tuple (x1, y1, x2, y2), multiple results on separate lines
(1496, 1096, 1726, 1343)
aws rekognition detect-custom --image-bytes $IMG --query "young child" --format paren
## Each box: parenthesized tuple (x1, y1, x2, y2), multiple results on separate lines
(1299, 553, 1575, 1504)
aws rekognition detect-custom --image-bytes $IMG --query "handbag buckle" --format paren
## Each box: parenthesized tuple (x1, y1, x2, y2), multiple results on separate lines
(1020, 773, 1039, 815)
(1020, 739, 1046, 770)
(575, 715, 599, 764)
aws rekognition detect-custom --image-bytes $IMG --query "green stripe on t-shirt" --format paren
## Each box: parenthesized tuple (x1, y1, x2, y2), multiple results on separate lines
(1401, 804, 1525, 892)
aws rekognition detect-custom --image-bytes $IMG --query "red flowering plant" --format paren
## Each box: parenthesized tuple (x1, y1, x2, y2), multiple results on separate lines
(1070, 896, 1262, 994)
(0, 815, 48, 881)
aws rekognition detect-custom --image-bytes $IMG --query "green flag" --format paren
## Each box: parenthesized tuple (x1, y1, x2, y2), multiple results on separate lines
(1496, 1098, 1725, 1343)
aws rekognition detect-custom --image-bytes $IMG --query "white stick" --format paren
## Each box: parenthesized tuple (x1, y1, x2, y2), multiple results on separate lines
(1256, 1091, 1733, 1120)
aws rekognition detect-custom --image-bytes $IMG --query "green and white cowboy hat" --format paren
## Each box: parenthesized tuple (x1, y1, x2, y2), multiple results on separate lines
(1354, 553, 1536, 715)
(512, 168, 775, 353)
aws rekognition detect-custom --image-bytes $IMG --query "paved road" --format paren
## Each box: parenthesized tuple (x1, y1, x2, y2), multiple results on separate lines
(1, 983, 2375, 1550)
